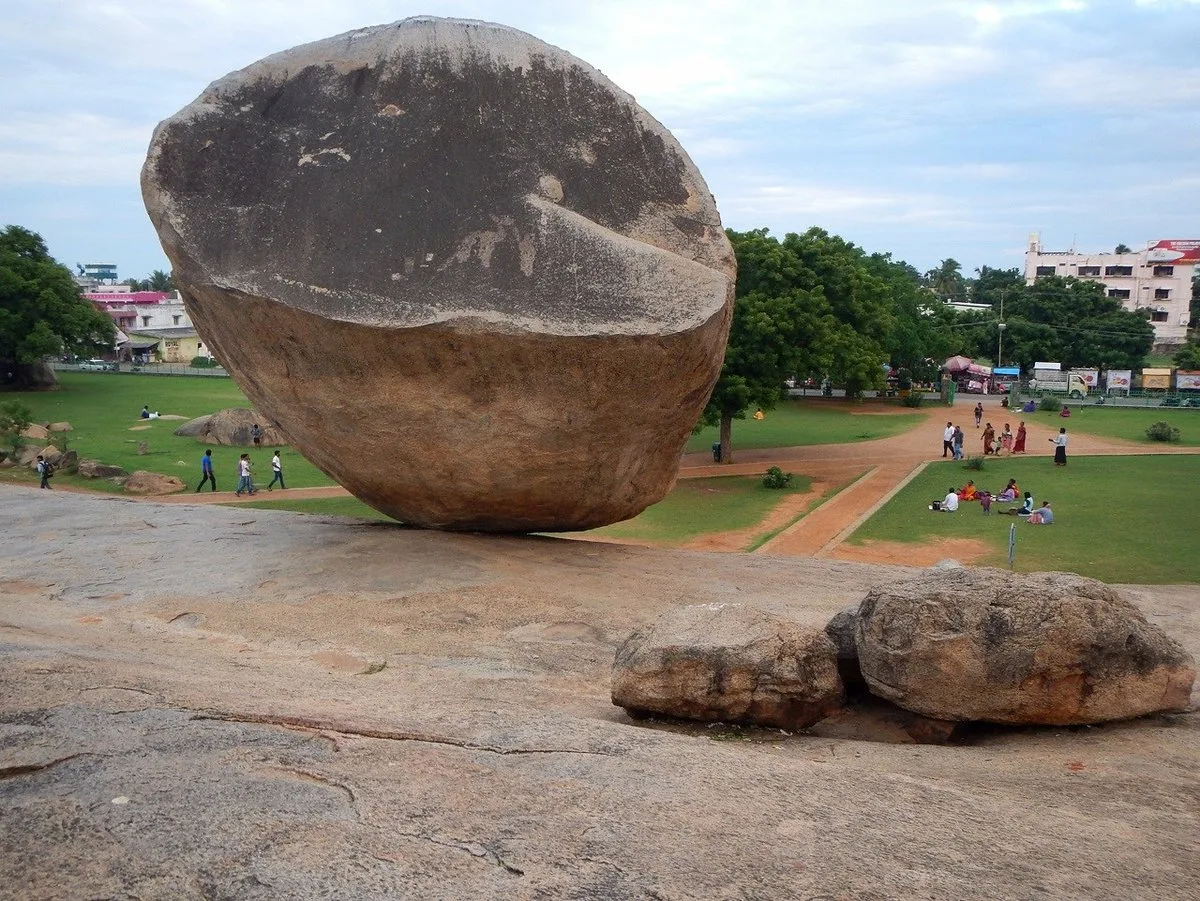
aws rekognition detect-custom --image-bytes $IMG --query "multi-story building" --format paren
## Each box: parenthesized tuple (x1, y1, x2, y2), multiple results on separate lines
(84, 289, 209, 362)
(1023, 234, 1198, 349)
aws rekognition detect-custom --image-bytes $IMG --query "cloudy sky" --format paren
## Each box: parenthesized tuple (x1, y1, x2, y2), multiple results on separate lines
(3, 0, 1198, 281)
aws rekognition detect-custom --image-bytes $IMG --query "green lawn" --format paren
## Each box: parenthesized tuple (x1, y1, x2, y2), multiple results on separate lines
(686, 399, 926, 454)
(1022, 406, 1200, 447)
(570, 474, 813, 549)
(1, 372, 338, 492)
(236, 496, 395, 521)
(848, 455, 1200, 583)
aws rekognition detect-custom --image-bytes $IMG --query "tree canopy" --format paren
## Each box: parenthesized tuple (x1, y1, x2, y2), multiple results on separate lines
(1, 225, 115, 387)
(125, 269, 175, 292)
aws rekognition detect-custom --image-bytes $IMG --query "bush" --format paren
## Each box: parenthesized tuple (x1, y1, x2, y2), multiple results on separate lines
(902, 392, 924, 408)
(1146, 421, 1181, 442)
(762, 466, 793, 489)
(190, 356, 213, 368)
(1038, 395, 1062, 412)
(0, 400, 33, 457)
(964, 455, 986, 471)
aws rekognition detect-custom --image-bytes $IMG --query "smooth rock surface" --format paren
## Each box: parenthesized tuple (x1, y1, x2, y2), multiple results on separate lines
(142, 17, 735, 532)
(612, 603, 843, 729)
(1, 487, 1198, 900)
(173, 409, 288, 447)
(856, 568, 1196, 724)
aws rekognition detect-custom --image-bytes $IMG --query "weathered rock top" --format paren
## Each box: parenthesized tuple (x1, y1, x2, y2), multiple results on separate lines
(142, 16, 733, 337)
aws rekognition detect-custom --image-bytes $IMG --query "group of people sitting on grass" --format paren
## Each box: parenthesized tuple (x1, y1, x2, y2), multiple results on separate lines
(929, 478, 1054, 523)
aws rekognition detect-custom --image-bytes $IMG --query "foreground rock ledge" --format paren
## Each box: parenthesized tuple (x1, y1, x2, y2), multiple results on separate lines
(855, 568, 1196, 725)
(141, 16, 735, 532)
(612, 603, 844, 729)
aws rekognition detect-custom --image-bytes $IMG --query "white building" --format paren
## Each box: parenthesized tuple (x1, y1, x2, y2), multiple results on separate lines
(1023, 234, 1197, 348)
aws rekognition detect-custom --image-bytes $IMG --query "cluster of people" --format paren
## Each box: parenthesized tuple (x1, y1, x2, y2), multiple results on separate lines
(195, 445, 286, 495)
(930, 477, 1055, 524)
(942, 419, 1028, 459)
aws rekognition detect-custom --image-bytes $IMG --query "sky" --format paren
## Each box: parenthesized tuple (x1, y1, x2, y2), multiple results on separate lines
(2, 0, 1199, 281)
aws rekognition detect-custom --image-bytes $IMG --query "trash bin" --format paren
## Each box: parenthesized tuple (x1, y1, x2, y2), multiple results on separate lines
(711, 442, 722, 463)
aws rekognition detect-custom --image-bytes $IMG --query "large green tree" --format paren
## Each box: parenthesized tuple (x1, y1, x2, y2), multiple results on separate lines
(924, 257, 966, 301)
(0, 226, 115, 387)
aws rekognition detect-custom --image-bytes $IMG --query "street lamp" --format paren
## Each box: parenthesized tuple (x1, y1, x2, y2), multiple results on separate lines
(996, 290, 1006, 370)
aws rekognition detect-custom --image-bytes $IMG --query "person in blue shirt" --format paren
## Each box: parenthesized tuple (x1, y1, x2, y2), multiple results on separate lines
(195, 449, 216, 492)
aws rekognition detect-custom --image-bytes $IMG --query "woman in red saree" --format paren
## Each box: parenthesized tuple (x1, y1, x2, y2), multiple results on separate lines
(1014, 421, 1027, 453)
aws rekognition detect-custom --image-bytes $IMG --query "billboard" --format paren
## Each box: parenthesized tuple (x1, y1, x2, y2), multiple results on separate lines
(1145, 240, 1200, 265)
(1106, 370, 1132, 391)
(1177, 372, 1200, 391)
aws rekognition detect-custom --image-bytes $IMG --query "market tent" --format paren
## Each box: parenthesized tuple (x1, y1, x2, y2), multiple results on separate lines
(943, 355, 973, 373)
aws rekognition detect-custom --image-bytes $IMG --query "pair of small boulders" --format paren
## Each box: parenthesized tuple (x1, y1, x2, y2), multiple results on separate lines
(17, 445, 78, 473)
(20, 422, 71, 441)
(74, 460, 184, 495)
(612, 568, 1196, 730)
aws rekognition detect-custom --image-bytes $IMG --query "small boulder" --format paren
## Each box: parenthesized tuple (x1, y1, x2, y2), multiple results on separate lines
(123, 471, 186, 495)
(856, 568, 1196, 725)
(48, 422, 73, 432)
(173, 409, 287, 447)
(612, 604, 843, 730)
(77, 460, 131, 480)
(20, 424, 50, 441)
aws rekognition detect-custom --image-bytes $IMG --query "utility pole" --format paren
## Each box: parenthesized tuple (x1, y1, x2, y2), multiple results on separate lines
(997, 290, 1006, 371)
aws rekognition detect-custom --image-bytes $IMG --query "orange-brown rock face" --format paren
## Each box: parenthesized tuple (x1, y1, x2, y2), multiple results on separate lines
(141, 17, 734, 531)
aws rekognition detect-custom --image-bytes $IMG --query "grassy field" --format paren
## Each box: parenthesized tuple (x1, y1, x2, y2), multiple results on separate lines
(570, 474, 813, 549)
(847, 454, 1200, 583)
(238, 495, 394, 521)
(1, 372, 338, 491)
(1020, 406, 1200, 446)
(685, 399, 927, 454)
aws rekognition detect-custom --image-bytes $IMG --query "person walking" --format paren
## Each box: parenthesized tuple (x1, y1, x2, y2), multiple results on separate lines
(974, 402, 983, 428)
(1014, 421, 1027, 454)
(999, 423, 1014, 455)
(1051, 427, 1068, 465)
(36, 455, 53, 489)
(267, 450, 286, 490)
(982, 422, 996, 455)
(236, 453, 257, 496)
(952, 425, 965, 460)
(195, 448, 217, 492)
(942, 421, 955, 458)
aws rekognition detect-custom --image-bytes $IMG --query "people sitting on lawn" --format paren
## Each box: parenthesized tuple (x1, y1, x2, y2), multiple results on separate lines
(1013, 492, 1034, 516)
(957, 480, 978, 501)
(995, 479, 1019, 502)
(1060, 405, 1072, 418)
(929, 488, 959, 512)
(1022, 400, 1037, 413)
(1027, 501, 1054, 524)
(141, 405, 150, 419)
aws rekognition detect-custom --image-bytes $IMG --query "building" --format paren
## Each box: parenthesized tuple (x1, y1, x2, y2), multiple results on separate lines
(1023, 235, 1198, 349)
(84, 290, 209, 362)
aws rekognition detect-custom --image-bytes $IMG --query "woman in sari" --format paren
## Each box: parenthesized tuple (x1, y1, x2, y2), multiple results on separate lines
(1013, 421, 1027, 453)
(982, 422, 996, 455)
(999, 423, 1014, 454)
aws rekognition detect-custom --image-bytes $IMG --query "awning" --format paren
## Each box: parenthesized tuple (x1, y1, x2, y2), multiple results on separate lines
(128, 340, 160, 351)
(994, 367, 1021, 377)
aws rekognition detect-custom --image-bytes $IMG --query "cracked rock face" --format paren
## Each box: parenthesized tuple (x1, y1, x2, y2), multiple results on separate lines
(855, 568, 1197, 724)
(141, 16, 735, 531)
(612, 604, 844, 729)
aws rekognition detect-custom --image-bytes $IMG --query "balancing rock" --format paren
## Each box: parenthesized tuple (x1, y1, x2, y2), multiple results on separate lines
(856, 568, 1196, 725)
(141, 17, 735, 531)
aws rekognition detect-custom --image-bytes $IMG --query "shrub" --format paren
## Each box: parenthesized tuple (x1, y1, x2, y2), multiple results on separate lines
(964, 455, 986, 471)
(1038, 395, 1062, 412)
(0, 400, 33, 457)
(1146, 421, 1181, 442)
(190, 356, 213, 368)
(762, 466, 793, 489)
(902, 392, 924, 408)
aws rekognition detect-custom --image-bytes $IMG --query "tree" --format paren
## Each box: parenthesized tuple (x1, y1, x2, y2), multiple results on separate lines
(924, 258, 965, 301)
(871, 252, 954, 381)
(0, 226, 115, 388)
(1115, 243, 1133, 254)
(1173, 339, 1200, 370)
(147, 269, 175, 292)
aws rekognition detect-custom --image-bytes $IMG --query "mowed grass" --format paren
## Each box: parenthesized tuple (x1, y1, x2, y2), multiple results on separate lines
(685, 399, 927, 454)
(848, 454, 1200, 583)
(0, 372, 338, 491)
(1022, 406, 1200, 446)
(573, 474, 813, 548)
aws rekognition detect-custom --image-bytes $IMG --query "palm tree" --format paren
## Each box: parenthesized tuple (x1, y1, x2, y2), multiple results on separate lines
(924, 258, 965, 302)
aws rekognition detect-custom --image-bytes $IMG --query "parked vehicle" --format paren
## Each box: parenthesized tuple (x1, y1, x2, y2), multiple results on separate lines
(78, 359, 110, 371)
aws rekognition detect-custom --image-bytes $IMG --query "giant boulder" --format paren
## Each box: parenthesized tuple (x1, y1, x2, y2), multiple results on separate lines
(174, 409, 288, 447)
(141, 17, 734, 532)
(856, 568, 1196, 725)
(612, 604, 844, 730)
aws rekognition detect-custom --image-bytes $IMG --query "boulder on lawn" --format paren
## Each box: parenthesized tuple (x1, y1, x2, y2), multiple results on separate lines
(173, 409, 287, 447)
(77, 460, 130, 480)
(612, 604, 843, 730)
(142, 17, 735, 532)
(856, 568, 1196, 725)
(20, 424, 50, 441)
(123, 471, 187, 495)
(48, 422, 73, 432)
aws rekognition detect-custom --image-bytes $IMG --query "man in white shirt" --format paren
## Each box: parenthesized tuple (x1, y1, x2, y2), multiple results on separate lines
(942, 422, 955, 458)
(941, 488, 959, 512)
